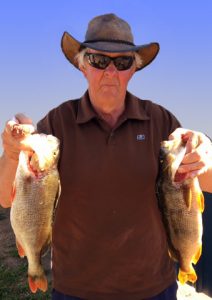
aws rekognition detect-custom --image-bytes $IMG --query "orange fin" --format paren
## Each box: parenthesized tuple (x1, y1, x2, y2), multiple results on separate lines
(11, 182, 16, 203)
(183, 185, 192, 210)
(28, 275, 48, 293)
(198, 192, 205, 213)
(192, 245, 202, 265)
(16, 240, 25, 258)
(28, 276, 38, 293)
(178, 266, 197, 284)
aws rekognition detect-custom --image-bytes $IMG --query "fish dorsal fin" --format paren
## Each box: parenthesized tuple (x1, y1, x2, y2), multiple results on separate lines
(183, 184, 192, 210)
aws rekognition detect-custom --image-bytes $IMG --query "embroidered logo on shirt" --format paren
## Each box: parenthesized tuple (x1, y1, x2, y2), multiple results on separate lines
(137, 134, 145, 141)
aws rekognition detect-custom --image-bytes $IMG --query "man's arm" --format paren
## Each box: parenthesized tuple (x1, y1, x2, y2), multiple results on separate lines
(198, 167, 212, 193)
(0, 153, 18, 207)
(169, 128, 212, 193)
(0, 114, 35, 208)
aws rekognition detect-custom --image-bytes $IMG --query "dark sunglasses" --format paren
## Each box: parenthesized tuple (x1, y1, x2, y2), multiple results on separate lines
(84, 53, 135, 71)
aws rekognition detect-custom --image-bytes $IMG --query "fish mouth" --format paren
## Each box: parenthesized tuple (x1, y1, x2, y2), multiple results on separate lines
(24, 134, 59, 173)
(161, 140, 187, 185)
(27, 151, 45, 177)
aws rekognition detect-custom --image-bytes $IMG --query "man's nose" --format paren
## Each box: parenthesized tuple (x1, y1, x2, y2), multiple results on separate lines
(104, 61, 118, 75)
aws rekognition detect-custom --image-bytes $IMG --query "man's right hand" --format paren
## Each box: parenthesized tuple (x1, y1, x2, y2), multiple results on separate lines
(1, 113, 35, 161)
(0, 113, 35, 207)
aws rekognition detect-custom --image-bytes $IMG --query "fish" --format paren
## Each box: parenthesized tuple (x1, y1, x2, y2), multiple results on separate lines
(158, 137, 204, 285)
(10, 133, 60, 293)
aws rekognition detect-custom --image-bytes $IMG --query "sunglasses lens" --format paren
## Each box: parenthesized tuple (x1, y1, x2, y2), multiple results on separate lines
(114, 56, 134, 70)
(86, 54, 110, 69)
(85, 53, 134, 71)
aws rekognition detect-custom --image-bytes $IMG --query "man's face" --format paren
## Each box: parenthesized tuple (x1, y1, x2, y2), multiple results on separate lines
(80, 49, 136, 113)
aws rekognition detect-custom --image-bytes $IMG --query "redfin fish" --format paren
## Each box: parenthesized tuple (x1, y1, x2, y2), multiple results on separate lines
(158, 137, 204, 284)
(10, 133, 60, 293)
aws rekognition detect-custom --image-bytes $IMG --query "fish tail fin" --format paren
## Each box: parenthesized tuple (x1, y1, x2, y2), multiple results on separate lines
(178, 266, 197, 284)
(28, 274, 48, 293)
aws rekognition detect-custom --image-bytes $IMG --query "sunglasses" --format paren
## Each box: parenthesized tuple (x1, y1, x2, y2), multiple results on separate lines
(84, 53, 135, 71)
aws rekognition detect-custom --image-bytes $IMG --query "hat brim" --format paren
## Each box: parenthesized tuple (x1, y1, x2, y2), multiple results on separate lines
(61, 31, 160, 71)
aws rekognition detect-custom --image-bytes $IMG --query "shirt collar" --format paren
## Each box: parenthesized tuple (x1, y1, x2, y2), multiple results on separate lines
(123, 91, 150, 121)
(76, 90, 150, 124)
(76, 91, 98, 124)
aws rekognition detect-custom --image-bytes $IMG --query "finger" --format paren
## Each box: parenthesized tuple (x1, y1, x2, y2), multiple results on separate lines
(5, 121, 35, 138)
(3, 133, 33, 152)
(168, 128, 187, 140)
(15, 113, 33, 125)
(182, 132, 199, 154)
(178, 160, 205, 173)
(183, 167, 208, 180)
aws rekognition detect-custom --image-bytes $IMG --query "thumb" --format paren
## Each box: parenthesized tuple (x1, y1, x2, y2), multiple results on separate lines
(15, 113, 33, 125)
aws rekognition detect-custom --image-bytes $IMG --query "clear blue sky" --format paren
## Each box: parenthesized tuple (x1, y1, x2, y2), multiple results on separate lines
(0, 0, 211, 153)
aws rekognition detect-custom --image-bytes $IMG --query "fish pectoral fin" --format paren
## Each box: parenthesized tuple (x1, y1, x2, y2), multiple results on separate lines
(178, 266, 197, 284)
(192, 245, 202, 265)
(52, 180, 61, 223)
(183, 184, 192, 210)
(168, 248, 178, 262)
(198, 192, 205, 213)
(16, 240, 25, 258)
(28, 274, 48, 293)
(11, 181, 16, 203)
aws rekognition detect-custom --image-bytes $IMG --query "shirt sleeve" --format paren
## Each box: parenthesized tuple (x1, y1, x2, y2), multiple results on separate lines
(36, 111, 55, 135)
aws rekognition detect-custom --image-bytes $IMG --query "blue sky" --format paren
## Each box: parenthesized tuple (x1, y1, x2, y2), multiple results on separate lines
(0, 1, 211, 153)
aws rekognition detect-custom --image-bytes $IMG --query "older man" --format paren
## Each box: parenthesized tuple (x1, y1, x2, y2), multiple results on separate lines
(0, 14, 212, 300)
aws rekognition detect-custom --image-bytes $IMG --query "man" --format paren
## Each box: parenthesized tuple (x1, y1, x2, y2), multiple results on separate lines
(0, 13, 212, 300)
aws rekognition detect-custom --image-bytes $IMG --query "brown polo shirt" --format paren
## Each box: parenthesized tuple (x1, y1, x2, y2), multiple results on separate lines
(37, 91, 181, 299)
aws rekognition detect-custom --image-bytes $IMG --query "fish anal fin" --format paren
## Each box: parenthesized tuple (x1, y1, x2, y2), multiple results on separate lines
(178, 266, 197, 284)
(16, 240, 25, 258)
(183, 184, 192, 210)
(192, 245, 202, 265)
(28, 274, 48, 293)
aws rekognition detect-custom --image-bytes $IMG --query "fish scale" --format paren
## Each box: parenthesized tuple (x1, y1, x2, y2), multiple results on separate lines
(10, 133, 60, 293)
(158, 138, 204, 285)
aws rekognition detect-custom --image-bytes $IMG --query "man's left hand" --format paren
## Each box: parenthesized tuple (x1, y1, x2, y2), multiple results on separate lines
(169, 128, 212, 180)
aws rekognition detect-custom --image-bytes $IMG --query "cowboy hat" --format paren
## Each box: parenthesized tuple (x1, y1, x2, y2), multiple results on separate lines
(61, 13, 159, 71)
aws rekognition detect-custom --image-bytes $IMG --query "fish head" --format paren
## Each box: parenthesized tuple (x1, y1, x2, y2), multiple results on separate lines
(160, 138, 187, 184)
(22, 134, 60, 175)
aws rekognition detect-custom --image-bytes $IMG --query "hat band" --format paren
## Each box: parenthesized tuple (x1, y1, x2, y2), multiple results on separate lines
(83, 39, 135, 46)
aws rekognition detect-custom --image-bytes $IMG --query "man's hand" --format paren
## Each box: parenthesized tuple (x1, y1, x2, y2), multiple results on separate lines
(1, 113, 35, 161)
(169, 128, 212, 180)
